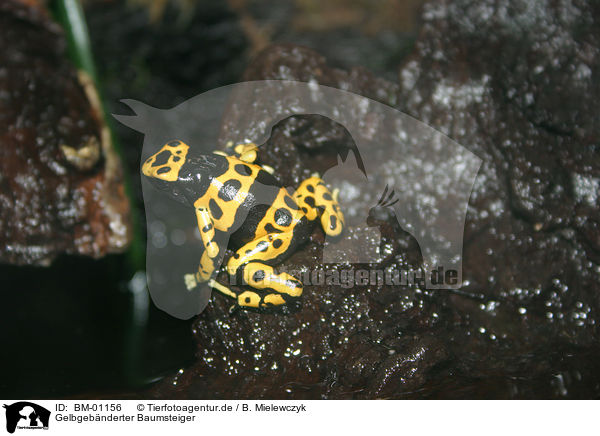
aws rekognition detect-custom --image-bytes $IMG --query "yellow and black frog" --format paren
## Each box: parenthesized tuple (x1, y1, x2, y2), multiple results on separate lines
(142, 140, 344, 309)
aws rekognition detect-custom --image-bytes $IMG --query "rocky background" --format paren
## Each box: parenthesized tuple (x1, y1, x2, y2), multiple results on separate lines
(0, 0, 131, 266)
(1, 0, 598, 398)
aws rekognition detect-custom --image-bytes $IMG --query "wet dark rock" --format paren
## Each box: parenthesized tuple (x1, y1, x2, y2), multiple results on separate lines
(0, 0, 132, 266)
(147, 0, 600, 399)
(396, 0, 600, 397)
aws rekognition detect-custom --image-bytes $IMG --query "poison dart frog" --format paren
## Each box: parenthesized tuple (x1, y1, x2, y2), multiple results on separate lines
(142, 140, 345, 309)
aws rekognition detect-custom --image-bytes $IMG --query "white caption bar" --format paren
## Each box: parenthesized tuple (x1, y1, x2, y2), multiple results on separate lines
(0, 400, 594, 436)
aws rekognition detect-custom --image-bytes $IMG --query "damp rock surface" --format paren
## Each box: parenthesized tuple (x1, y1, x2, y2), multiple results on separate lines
(0, 0, 131, 266)
(147, 0, 600, 399)
(395, 0, 600, 398)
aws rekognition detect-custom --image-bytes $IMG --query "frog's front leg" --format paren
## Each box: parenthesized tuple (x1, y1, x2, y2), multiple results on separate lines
(220, 141, 259, 164)
(294, 175, 345, 237)
(184, 203, 221, 290)
(218, 142, 276, 174)
(226, 232, 303, 308)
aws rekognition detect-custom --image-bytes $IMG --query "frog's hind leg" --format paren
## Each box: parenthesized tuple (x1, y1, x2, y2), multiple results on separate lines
(294, 175, 345, 237)
(207, 279, 237, 300)
(226, 231, 303, 308)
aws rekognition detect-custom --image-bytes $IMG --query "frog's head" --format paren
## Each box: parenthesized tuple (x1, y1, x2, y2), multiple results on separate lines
(142, 140, 189, 182)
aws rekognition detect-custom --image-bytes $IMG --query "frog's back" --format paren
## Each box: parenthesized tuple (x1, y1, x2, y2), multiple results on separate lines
(196, 155, 306, 243)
